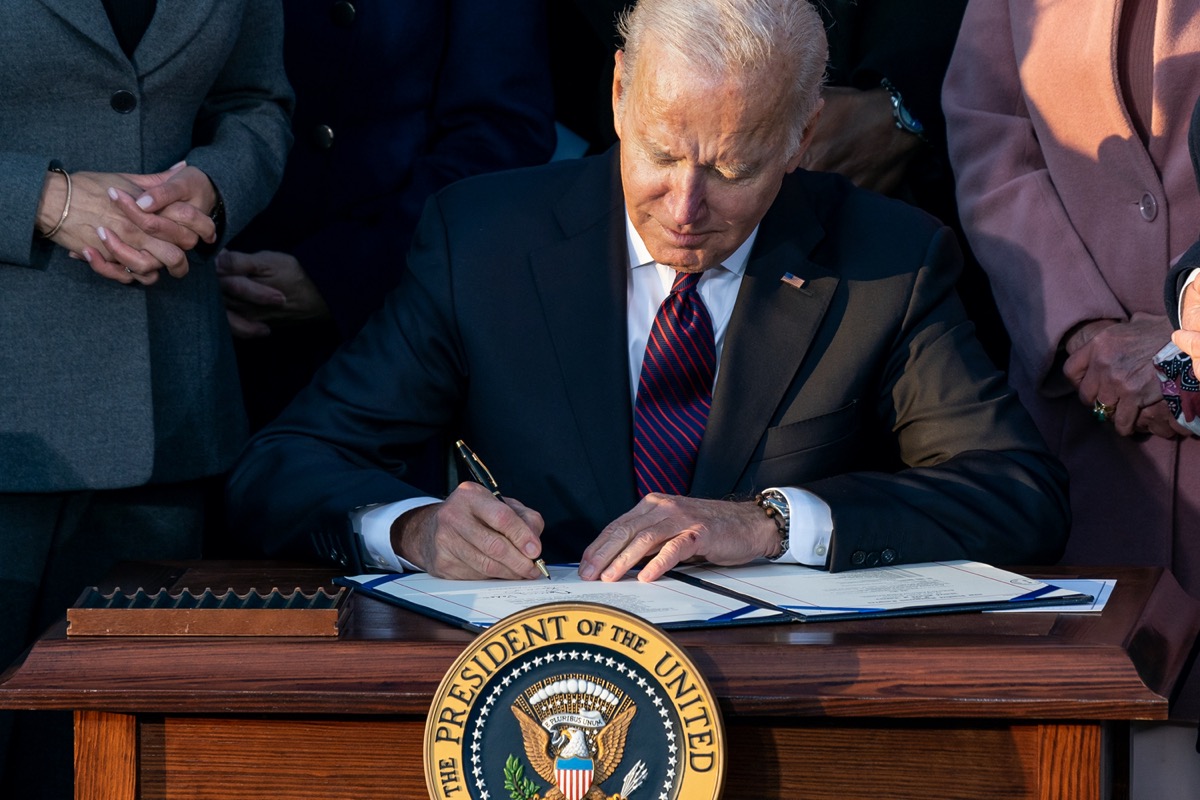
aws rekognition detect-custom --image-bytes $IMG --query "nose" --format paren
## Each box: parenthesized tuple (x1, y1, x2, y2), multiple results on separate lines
(664, 166, 705, 227)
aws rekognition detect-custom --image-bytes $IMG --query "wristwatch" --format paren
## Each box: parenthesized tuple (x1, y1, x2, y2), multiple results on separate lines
(880, 78, 928, 142)
(755, 489, 790, 561)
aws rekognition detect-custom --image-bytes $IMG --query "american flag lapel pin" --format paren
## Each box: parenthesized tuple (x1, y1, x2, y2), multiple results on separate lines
(780, 272, 807, 291)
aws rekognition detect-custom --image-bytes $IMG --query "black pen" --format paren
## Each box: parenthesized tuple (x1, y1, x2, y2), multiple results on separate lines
(454, 439, 550, 580)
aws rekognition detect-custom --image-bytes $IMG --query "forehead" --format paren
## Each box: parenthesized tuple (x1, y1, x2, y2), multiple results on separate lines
(625, 47, 791, 163)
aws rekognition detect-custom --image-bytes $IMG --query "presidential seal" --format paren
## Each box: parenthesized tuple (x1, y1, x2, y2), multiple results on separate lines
(424, 603, 724, 800)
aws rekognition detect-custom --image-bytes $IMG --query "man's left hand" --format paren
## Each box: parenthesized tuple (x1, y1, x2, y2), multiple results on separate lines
(1174, 275, 1200, 359)
(578, 494, 780, 582)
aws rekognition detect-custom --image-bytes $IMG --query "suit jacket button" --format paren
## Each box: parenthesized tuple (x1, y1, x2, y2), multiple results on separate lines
(881, 548, 897, 564)
(1139, 192, 1158, 221)
(865, 552, 880, 567)
(330, 1, 356, 27)
(851, 550, 866, 566)
(110, 90, 137, 114)
(313, 124, 335, 149)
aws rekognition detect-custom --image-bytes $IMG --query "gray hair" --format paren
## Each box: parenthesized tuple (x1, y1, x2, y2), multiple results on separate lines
(616, 0, 828, 156)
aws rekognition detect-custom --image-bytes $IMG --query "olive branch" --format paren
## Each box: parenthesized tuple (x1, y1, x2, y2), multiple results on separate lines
(503, 754, 540, 800)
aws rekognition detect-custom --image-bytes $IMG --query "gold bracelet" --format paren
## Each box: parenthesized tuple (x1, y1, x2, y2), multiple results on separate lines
(41, 161, 72, 239)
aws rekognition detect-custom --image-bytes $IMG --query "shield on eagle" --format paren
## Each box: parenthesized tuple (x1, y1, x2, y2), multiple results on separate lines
(555, 755, 594, 800)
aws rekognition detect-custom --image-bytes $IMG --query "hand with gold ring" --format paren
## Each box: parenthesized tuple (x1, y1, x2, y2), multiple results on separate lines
(1063, 313, 1178, 438)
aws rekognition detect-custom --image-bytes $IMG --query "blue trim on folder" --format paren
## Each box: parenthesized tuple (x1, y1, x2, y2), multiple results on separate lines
(709, 605, 767, 622)
(1010, 585, 1058, 602)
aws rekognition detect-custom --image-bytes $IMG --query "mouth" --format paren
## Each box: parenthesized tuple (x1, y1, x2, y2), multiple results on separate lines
(659, 225, 710, 248)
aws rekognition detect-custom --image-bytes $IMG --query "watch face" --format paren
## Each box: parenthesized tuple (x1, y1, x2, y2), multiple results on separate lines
(897, 105, 925, 136)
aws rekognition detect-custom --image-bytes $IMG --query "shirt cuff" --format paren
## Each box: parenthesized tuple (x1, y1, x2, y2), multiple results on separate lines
(352, 497, 440, 572)
(767, 486, 833, 567)
(1180, 269, 1199, 323)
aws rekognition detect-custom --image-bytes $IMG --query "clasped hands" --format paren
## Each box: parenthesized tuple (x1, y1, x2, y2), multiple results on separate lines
(392, 481, 781, 582)
(38, 161, 218, 285)
(1062, 312, 1193, 438)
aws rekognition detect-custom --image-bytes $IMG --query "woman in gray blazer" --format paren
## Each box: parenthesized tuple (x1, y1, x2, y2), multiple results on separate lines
(0, 2, 292, 795)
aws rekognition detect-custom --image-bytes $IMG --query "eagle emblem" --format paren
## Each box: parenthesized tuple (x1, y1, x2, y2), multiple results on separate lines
(510, 674, 642, 800)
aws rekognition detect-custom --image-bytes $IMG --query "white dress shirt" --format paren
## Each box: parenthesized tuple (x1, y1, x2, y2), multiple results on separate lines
(354, 212, 834, 572)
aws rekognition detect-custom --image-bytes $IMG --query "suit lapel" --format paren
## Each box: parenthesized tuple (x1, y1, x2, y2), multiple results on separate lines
(38, 0, 122, 61)
(691, 177, 838, 497)
(37, 0, 211, 75)
(530, 152, 639, 519)
(130, 3, 214, 76)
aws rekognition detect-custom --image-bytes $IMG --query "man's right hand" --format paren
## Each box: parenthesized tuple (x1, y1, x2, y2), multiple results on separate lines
(1174, 274, 1200, 359)
(391, 482, 546, 580)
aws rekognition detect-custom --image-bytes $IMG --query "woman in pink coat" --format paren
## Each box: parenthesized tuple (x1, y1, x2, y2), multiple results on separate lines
(944, 0, 1200, 735)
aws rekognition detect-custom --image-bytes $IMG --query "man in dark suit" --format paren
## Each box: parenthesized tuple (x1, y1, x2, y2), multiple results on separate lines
(227, 0, 1069, 583)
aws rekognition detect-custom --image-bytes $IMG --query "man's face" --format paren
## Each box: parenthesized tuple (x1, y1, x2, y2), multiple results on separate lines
(612, 46, 809, 273)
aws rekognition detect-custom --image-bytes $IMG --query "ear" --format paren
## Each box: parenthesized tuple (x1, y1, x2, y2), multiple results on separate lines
(611, 50, 626, 141)
(784, 97, 825, 173)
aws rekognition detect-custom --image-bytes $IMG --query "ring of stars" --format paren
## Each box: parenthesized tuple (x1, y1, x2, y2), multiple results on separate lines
(467, 646, 680, 799)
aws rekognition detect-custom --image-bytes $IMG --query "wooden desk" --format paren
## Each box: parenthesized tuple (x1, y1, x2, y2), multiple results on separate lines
(0, 563, 1196, 800)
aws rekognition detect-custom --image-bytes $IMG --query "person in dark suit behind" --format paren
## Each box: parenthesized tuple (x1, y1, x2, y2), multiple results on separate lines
(218, 0, 557, 434)
(226, 0, 1069, 584)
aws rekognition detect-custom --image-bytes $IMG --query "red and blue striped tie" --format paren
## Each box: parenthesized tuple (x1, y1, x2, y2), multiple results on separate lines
(633, 271, 715, 497)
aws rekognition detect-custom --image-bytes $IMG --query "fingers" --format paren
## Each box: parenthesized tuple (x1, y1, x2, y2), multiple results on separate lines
(1061, 347, 1090, 391)
(503, 496, 545, 540)
(215, 249, 258, 277)
(634, 529, 701, 582)
(401, 483, 545, 580)
(107, 186, 207, 252)
(96, 225, 185, 279)
(1133, 402, 1187, 440)
(1109, 397, 1138, 437)
(225, 308, 271, 339)
(219, 272, 287, 307)
(158, 200, 217, 245)
(580, 495, 674, 582)
(129, 165, 216, 220)
(1174, 329, 1200, 361)
(125, 160, 188, 190)
(79, 247, 157, 286)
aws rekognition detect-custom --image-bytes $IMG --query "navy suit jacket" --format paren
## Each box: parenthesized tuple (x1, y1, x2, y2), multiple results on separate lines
(227, 149, 1069, 572)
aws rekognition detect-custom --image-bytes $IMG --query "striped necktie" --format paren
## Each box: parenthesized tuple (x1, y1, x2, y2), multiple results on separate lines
(633, 271, 715, 497)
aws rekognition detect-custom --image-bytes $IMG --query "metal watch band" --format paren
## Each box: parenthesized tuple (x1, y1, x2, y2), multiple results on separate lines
(755, 489, 790, 561)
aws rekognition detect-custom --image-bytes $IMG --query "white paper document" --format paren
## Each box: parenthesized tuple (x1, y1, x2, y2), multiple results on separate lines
(339, 565, 780, 629)
(672, 560, 1090, 619)
(339, 560, 1093, 630)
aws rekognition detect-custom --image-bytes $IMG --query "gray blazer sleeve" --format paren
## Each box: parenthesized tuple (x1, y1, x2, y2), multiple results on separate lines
(182, 0, 294, 243)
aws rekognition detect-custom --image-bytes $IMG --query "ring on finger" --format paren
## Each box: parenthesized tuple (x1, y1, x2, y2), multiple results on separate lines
(1093, 399, 1116, 423)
